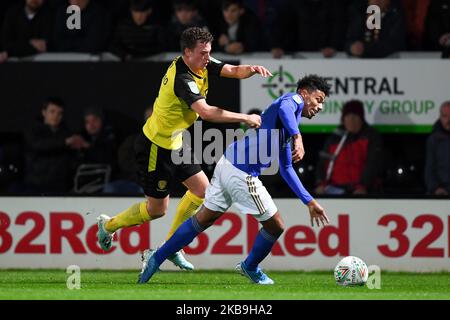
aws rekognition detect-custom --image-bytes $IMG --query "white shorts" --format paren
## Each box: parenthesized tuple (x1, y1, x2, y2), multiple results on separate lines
(204, 156, 278, 222)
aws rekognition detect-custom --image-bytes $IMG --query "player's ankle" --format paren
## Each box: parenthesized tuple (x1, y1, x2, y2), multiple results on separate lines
(104, 220, 115, 233)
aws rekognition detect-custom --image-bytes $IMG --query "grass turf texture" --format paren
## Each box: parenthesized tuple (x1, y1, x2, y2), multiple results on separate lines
(0, 269, 449, 300)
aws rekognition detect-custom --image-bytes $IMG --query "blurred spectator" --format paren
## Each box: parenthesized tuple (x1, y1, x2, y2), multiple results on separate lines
(44, 0, 67, 10)
(271, 0, 347, 58)
(196, 0, 223, 36)
(0, 0, 16, 27)
(95, 0, 174, 27)
(1, 0, 52, 58)
(216, 0, 262, 54)
(346, 0, 406, 58)
(424, 101, 450, 196)
(240, 0, 287, 52)
(423, 0, 450, 57)
(72, 107, 117, 193)
(109, 0, 165, 60)
(78, 107, 117, 168)
(95, 0, 134, 25)
(315, 100, 383, 195)
(165, 0, 209, 51)
(24, 97, 88, 193)
(103, 106, 153, 194)
(400, 0, 430, 50)
(52, 0, 110, 53)
(1, 0, 32, 61)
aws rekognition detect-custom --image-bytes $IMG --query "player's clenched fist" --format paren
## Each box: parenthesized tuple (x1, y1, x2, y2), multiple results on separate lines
(245, 114, 262, 128)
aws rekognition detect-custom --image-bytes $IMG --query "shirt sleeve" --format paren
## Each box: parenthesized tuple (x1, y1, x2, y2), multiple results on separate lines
(278, 98, 300, 137)
(206, 56, 225, 77)
(279, 137, 313, 205)
(174, 72, 205, 107)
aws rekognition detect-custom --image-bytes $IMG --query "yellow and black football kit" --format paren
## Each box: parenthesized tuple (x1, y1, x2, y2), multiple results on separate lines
(135, 56, 224, 198)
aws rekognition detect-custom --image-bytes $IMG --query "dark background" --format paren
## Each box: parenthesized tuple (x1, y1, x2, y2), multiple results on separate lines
(0, 61, 239, 135)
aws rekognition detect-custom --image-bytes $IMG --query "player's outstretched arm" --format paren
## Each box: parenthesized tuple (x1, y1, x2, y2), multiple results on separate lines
(279, 142, 330, 227)
(191, 98, 261, 128)
(220, 64, 272, 79)
(279, 168, 330, 228)
(279, 142, 312, 204)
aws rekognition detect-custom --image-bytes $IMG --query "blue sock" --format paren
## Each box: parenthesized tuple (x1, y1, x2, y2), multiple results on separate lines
(244, 228, 279, 271)
(154, 217, 205, 265)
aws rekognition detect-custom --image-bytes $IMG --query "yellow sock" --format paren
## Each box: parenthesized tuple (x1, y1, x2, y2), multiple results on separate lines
(166, 191, 204, 240)
(105, 201, 151, 233)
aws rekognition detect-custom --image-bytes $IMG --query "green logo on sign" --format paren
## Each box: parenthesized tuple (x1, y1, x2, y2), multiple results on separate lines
(262, 66, 297, 99)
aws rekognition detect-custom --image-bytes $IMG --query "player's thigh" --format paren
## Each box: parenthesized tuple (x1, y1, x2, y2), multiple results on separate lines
(182, 170, 209, 198)
(175, 145, 204, 194)
(134, 132, 175, 199)
(228, 174, 278, 222)
(203, 159, 233, 213)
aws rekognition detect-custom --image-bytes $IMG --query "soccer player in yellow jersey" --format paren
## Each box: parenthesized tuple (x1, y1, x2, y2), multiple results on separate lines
(96, 27, 272, 269)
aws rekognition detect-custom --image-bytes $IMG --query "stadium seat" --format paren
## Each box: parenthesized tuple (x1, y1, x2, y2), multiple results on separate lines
(73, 163, 111, 194)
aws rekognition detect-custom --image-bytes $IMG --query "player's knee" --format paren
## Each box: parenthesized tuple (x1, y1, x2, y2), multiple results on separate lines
(149, 211, 165, 219)
(267, 218, 285, 238)
(278, 221, 286, 234)
(190, 188, 205, 199)
(196, 206, 220, 228)
(273, 221, 285, 237)
(146, 201, 167, 219)
(193, 215, 210, 229)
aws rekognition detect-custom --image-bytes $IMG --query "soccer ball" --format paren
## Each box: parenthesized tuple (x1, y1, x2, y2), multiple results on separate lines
(334, 256, 368, 286)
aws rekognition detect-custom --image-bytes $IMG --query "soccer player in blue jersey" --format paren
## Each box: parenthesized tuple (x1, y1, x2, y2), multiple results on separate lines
(138, 74, 331, 284)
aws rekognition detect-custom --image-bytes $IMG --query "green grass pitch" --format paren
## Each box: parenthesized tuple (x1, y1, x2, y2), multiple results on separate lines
(0, 269, 449, 300)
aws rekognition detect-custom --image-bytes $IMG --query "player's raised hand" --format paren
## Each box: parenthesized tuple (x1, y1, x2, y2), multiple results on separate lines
(306, 199, 330, 227)
(245, 114, 262, 128)
(250, 65, 273, 78)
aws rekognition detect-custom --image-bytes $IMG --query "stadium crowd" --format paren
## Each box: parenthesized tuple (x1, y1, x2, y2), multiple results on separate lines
(0, 95, 448, 197)
(0, 0, 449, 61)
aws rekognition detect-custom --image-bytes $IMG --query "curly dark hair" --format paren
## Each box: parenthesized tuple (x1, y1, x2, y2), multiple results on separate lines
(296, 74, 331, 97)
(180, 27, 214, 53)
